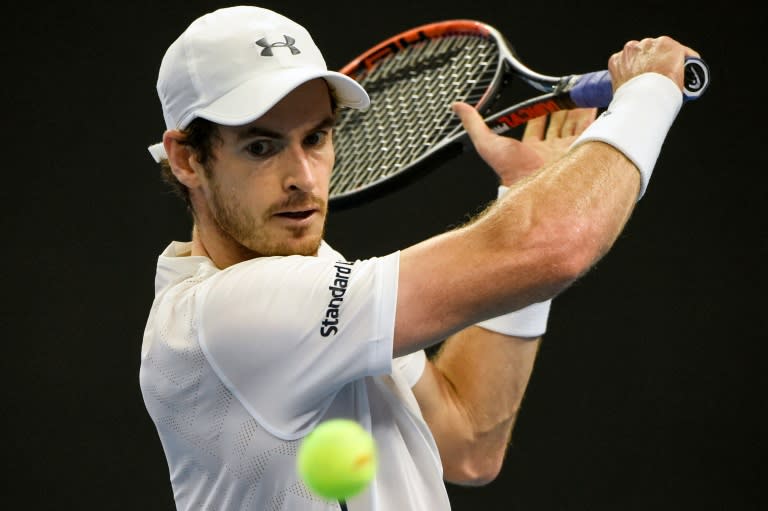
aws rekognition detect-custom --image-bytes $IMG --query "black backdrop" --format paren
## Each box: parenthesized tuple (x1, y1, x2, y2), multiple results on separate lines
(5, 1, 765, 509)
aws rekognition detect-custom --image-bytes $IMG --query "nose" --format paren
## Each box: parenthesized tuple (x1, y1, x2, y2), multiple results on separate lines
(282, 143, 318, 193)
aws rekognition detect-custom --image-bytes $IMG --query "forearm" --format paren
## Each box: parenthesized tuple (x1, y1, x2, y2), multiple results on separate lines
(415, 327, 541, 484)
(396, 70, 687, 355)
(411, 148, 637, 481)
(488, 139, 641, 291)
(396, 141, 638, 353)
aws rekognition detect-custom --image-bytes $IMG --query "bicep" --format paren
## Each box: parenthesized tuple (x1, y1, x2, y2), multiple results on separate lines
(394, 228, 490, 356)
(393, 223, 549, 357)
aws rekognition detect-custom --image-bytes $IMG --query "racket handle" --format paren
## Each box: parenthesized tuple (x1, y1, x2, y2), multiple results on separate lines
(570, 57, 710, 107)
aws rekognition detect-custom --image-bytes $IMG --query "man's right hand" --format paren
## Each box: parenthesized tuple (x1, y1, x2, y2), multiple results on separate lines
(608, 36, 700, 93)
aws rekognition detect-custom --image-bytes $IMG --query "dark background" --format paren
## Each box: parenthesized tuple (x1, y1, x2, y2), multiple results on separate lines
(5, 1, 765, 509)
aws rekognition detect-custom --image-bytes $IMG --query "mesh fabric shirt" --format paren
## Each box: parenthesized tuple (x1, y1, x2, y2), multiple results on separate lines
(139, 241, 451, 511)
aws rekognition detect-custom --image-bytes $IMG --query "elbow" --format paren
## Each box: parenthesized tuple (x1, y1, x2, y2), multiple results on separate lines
(464, 458, 504, 487)
(533, 219, 606, 294)
(552, 242, 597, 288)
(444, 453, 504, 487)
(442, 441, 506, 487)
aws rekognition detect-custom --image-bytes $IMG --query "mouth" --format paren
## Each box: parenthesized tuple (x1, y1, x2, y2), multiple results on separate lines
(273, 208, 318, 222)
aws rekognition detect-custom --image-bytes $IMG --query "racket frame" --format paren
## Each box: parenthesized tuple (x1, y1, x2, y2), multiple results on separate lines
(329, 19, 705, 210)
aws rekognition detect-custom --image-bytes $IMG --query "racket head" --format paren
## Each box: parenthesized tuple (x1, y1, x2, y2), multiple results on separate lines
(329, 20, 511, 210)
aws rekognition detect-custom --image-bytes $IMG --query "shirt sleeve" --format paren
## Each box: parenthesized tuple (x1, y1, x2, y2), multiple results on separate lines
(195, 252, 400, 439)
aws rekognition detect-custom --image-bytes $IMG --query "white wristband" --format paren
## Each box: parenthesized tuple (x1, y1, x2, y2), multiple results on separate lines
(477, 184, 551, 338)
(570, 72, 683, 200)
(475, 299, 552, 338)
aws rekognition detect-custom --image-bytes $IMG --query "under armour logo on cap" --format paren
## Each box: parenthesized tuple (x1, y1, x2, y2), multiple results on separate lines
(255, 35, 301, 56)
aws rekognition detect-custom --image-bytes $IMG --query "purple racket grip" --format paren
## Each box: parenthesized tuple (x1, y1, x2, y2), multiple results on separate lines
(569, 57, 709, 107)
(569, 70, 613, 108)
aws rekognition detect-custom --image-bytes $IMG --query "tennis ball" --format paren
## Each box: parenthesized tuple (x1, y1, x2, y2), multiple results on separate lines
(297, 418, 377, 501)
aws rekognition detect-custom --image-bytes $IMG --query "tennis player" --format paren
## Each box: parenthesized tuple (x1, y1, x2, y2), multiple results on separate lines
(140, 5, 699, 510)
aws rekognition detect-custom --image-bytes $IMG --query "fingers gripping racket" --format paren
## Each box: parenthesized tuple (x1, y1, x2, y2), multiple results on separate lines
(329, 20, 709, 210)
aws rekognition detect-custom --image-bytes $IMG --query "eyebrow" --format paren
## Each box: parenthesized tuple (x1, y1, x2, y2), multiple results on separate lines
(235, 116, 337, 142)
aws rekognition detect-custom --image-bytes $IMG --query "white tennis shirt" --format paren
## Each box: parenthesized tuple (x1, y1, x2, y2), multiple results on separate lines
(139, 241, 451, 510)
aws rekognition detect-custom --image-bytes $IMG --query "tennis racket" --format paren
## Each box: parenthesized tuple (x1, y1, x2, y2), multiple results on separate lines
(329, 20, 709, 210)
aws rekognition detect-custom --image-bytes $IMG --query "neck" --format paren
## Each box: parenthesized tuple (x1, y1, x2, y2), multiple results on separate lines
(190, 223, 258, 269)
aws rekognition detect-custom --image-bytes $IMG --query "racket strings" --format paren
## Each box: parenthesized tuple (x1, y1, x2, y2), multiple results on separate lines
(336, 38, 461, 187)
(335, 35, 483, 191)
(331, 33, 500, 197)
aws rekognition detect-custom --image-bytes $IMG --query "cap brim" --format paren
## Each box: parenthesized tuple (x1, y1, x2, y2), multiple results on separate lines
(185, 67, 368, 127)
(147, 68, 369, 162)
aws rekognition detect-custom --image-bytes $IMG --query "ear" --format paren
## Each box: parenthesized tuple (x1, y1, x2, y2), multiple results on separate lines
(163, 130, 206, 189)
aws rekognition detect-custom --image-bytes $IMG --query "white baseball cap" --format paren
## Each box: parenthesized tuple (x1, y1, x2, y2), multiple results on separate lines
(147, 6, 369, 162)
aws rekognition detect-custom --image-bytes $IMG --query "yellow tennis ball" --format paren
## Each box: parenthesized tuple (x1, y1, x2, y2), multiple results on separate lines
(297, 418, 377, 501)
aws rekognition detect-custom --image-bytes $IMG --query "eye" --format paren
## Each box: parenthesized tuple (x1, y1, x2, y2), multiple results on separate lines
(304, 130, 328, 147)
(246, 140, 274, 157)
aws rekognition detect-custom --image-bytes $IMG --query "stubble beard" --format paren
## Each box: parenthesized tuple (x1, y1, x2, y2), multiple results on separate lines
(208, 179, 326, 258)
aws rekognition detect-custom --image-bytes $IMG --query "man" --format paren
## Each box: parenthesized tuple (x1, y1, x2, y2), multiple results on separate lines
(140, 5, 699, 510)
